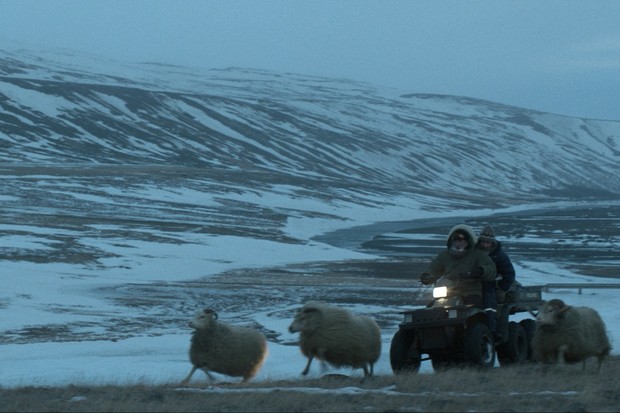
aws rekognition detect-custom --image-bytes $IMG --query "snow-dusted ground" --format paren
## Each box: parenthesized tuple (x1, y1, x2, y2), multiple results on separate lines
(1, 193, 618, 388)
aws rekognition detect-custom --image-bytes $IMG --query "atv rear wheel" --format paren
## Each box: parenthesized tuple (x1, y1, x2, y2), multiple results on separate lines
(390, 329, 421, 373)
(519, 319, 536, 361)
(497, 321, 527, 365)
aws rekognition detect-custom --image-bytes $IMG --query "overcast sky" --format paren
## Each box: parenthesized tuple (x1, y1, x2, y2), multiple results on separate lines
(1, 0, 619, 120)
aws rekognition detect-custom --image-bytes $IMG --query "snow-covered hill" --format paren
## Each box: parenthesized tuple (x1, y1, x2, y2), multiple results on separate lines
(2, 47, 619, 207)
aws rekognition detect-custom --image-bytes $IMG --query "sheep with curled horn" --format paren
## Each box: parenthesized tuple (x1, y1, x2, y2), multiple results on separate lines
(532, 298, 611, 371)
(182, 308, 268, 384)
(288, 301, 381, 377)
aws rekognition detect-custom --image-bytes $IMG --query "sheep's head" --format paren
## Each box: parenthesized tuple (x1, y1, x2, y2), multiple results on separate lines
(536, 299, 571, 327)
(288, 303, 323, 333)
(189, 308, 218, 330)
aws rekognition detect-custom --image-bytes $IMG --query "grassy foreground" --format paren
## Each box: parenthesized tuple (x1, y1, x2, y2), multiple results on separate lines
(1, 357, 619, 412)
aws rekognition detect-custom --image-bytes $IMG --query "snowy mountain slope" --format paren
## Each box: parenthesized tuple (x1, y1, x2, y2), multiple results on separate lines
(1, 47, 619, 205)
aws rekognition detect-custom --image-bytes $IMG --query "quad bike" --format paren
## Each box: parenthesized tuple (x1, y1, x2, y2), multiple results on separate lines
(390, 277, 543, 373)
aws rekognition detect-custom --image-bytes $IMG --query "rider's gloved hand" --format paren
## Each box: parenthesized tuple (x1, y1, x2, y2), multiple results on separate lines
(420, 272, 437, 285)
(458, 267, 484, 278)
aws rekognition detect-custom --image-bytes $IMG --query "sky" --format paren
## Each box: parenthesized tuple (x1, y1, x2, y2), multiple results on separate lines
(1, 0, 619, 120)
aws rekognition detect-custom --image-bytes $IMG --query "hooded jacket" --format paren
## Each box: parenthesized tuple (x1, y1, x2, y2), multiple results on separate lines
(484, 240, 516, 291)
(425, 224, 497, 298)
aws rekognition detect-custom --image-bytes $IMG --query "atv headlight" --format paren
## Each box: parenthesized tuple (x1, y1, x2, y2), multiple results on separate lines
(433, 286, 448, 298)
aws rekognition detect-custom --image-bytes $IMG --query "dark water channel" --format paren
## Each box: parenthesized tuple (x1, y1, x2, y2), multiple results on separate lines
(313, 202, 620, 279)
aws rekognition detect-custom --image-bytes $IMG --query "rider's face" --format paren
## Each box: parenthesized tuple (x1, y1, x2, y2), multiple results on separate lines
(480, 240, 493, 250)
(451, 234, 468, 248)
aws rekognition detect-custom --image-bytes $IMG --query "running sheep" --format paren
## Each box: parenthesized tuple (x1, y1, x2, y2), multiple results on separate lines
(533, 298, 611, 371)
(288, 301, 382, 377)
(181, 308, 268, 384)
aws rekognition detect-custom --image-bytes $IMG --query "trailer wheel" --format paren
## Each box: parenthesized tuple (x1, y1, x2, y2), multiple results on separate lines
(463, 323, 495, 367)
(519, 319, 536, 361)
(390, 329, 421, 373)
(497, 321, 527, 365)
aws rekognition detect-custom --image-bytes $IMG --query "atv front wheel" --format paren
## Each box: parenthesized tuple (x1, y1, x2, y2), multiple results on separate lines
(390, 329, 421, 373)
(463, 323, 495, 367)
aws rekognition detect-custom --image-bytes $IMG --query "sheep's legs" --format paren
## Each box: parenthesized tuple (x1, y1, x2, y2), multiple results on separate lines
(182, 366, 215, 384)
(596, 356, 603, 373)
(319, 360, 329, 374)
(181, 366, 198, 385)
(202, 368, 216, 381)
(557, 345, 568, 364)
(301, 355, 314, 375)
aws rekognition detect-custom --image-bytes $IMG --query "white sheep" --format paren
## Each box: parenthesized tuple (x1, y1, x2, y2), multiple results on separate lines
(181, 308, 268, 384)
(288, 301, 382, 377)
(533, 298, 611, 371)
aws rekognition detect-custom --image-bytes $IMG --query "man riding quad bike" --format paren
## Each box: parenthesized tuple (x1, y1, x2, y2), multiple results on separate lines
(390, 224, 542, 372)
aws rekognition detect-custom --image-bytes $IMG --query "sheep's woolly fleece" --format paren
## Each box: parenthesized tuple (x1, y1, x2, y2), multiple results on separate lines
(533, 299, 611, 367)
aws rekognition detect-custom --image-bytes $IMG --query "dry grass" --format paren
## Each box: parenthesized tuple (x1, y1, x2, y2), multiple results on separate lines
(2, 357, 620, 412)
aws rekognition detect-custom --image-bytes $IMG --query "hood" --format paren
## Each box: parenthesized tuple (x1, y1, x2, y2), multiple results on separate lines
(446, 224, 478, 248)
